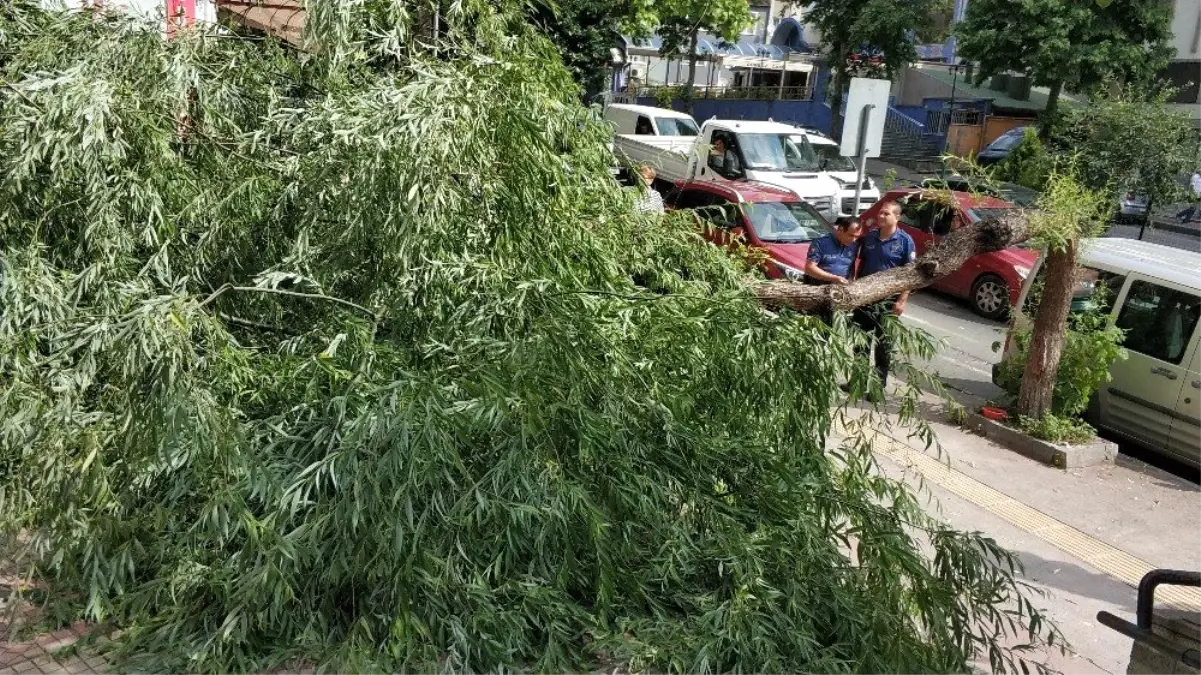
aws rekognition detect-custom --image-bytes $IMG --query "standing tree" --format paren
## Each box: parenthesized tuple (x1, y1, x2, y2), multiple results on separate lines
(804, 0, 948, 140)
(956, 0, 1173, 132)
(1008, 91, 1196, 421)
(652, 0, 751, 107)
(0, 1, 1058, 672)
(526, 0, 636, 100)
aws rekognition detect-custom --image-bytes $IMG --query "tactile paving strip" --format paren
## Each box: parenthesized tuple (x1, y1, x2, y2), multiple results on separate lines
(835, 419, 1201, 612)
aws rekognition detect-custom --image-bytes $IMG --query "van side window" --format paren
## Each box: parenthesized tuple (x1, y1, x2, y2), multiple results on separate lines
(1023, 266, 1125, 317)
(635, 116, 654, 135)
(1115, 281, 1201, 365)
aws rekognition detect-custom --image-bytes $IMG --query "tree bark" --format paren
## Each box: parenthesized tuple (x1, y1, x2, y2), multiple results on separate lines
(684, 30, 700, 114)
(754, 209, 1032, 312)
(1015, 240, 1077, 418)
(827, 57, 847, 140)
(1038, 79, 1063, 140)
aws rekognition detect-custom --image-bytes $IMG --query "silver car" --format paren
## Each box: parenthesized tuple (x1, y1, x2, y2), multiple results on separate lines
(1118, 192, 1149, 223)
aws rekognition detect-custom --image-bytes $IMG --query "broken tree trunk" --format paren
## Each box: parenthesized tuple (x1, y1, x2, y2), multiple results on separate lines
(754, 209, 1032, 312)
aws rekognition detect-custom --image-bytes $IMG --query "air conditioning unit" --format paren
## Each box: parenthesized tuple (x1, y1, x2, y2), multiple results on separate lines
(628, 66, 644, 79)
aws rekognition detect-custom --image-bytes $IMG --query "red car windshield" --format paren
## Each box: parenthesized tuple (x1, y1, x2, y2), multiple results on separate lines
(742, 202, 830, 243)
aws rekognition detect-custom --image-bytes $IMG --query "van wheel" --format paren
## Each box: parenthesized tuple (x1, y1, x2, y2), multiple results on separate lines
(971, 274, 1009, 320)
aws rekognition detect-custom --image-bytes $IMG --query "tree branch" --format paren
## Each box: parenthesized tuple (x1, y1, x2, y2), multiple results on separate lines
(753, 209, 1032, 312)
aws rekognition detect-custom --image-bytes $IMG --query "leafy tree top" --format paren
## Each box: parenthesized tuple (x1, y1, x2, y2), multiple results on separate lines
(0, 0, 1058, 672)
(804, 0, 950, 80)
(955, 0, 1173, 93)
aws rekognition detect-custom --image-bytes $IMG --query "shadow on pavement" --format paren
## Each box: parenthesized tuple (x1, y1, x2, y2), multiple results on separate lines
(1016, 549, 1138, 611)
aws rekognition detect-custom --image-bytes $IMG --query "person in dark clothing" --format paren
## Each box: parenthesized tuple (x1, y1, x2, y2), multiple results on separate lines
(805, 216, 863, 285)
(804, 216, 863, 323)
(850, 201, 916, 401)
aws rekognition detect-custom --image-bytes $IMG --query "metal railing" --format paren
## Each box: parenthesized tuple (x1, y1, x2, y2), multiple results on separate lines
(881, 106, 942, 159)
(926, 108, 985, 134)
(630, 84, 814, 101)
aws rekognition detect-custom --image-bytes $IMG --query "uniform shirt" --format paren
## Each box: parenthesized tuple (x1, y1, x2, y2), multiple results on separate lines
(806, 232, 859, 279)
(858, 227, 916, 277)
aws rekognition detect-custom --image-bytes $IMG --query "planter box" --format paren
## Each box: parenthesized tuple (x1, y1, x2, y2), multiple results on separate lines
(957, 411, 1117, 469)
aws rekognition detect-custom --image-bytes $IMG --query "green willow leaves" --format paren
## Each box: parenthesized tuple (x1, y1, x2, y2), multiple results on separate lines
(0, 1, 1060, 672)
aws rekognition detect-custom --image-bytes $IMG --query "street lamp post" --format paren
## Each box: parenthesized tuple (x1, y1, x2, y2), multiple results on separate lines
(940, 61, 960, 179)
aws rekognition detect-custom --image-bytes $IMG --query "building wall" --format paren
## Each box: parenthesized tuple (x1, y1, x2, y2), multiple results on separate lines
(1170, 0, 1201, 60)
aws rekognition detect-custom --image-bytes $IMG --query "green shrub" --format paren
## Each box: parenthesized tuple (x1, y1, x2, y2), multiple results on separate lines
(995, 301, 1127, 418)
(993, 127, 1051, 191)
(1016, 414, 1096, 445)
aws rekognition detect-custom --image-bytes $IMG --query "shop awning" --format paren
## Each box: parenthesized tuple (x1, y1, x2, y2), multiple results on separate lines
(215, 0, 305, 46)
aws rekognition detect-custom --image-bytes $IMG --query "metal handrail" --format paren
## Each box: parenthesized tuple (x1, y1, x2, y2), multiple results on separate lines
(631, 84, 814, 101)
(1096, 569, 1201, 670)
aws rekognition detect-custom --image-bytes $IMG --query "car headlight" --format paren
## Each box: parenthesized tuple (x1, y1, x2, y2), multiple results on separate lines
(1014, 265, 1031, 279)
(775, 262, 805, 282)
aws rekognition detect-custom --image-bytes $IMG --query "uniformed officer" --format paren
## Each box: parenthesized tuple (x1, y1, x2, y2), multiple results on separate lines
(852, 201, 916, 398)
(804, 216, 863, 286)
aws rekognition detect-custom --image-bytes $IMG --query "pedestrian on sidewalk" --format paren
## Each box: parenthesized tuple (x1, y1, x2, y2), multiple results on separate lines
(1175, 170, 1201, 224)
(850, 201, 915, 401)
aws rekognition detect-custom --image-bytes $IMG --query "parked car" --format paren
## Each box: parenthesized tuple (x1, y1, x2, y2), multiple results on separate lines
(612, 108, 842, 219)
(996, 238, 1201, 468)
(1117, 192, 1150, 224)
(790, 128, 881, 217)
(860, 189, 1037, 319)
(603, 103, 700, 137)
(921, 174, 1039, 207)
(975, 126, 1029, 166)
(665, 180, 833, 281)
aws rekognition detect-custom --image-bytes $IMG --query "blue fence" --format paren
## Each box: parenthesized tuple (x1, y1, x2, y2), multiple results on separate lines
(635, 97, 834, 134)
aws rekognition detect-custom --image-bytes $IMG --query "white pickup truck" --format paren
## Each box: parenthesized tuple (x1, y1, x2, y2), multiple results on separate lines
(609, 110, 847, 220)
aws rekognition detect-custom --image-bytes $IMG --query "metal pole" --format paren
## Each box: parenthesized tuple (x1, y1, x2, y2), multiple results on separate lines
(777, 52, 788, 99)
(941, 63, 958, 179)
(853, 104, 875, 216)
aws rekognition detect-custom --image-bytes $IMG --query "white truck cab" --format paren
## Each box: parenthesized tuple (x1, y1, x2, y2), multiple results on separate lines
(788, 128, 880, 218)
(613, 113, 841, 220)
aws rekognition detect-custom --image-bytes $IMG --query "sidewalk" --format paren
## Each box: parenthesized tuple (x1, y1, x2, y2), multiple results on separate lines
(838, 392, 1201, 674)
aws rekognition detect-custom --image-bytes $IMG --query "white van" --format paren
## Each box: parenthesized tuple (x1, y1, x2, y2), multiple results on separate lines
(602, 103, 700, 137)
(996, 238, 1201, 468)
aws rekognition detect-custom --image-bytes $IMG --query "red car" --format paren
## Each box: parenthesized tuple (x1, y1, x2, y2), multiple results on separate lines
(860, 188, 1038, 319)
(665, 181, 834, 281)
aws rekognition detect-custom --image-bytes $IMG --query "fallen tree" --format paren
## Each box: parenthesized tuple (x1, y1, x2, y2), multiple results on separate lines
(0, 2, 1061, 673)
(754, 209, 1032, 312)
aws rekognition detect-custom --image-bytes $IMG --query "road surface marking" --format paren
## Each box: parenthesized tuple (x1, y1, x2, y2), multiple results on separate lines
(834, 419, 1201, 612)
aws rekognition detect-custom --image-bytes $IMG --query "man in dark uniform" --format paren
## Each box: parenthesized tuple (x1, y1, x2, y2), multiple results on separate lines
(851, 201, 916, 400)
(804, 216, 863, 286)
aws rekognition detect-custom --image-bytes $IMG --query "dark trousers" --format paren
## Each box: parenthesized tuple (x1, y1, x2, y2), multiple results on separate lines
(852, 300, 894, 388)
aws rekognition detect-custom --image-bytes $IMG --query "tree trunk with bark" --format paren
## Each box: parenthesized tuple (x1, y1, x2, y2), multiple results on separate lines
(754, 209, 1032, 312)
(827, 57, 847, 140)
(1015, 240, 1077, 418)
(684, 30, 700, 114)
(1038, 79, 1063, 140)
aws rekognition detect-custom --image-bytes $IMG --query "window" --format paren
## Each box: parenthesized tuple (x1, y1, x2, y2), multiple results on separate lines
(634, 115, 654, 135)
(900, 199, 954, 235)
(742, 202, 830, 243)
(801, 140, 856, 172)
(735, 133, 820, 172)
(1022, 266, 1125, 317)
(708, 130, 744, 178)
(670, 189, 716, 210)
(1115, 280, 1200, 365)
(655, 117, 699, 137)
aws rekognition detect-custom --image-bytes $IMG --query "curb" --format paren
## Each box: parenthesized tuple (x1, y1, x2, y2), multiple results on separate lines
(955, 410, 1117, 469)
(1148, 219, 1201, 238)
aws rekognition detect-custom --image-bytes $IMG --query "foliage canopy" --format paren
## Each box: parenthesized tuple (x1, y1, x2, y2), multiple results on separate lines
(0, 1, 1058, 672)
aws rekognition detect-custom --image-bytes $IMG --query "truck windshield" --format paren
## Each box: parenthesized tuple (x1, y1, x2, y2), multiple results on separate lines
(656, 117, 699, 136)
(808, 142, 856, 172)
(742, 202, 830, 243)
(736, 133, 821, 172)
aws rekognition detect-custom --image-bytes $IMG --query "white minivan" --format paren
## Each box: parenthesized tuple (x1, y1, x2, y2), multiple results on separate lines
(996, 238, 1201, 468)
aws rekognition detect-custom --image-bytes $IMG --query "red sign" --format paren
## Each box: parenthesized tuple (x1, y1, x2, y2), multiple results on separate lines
(166, 0, 195, 37)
